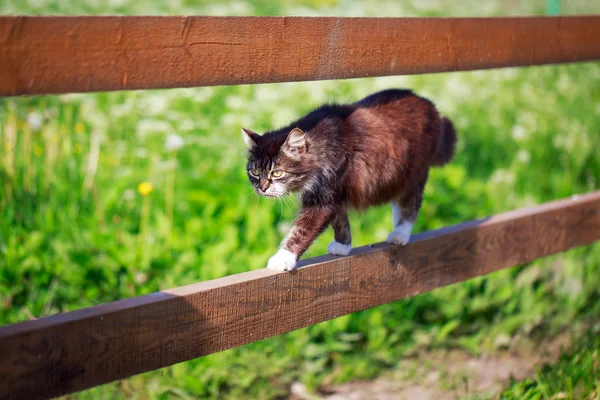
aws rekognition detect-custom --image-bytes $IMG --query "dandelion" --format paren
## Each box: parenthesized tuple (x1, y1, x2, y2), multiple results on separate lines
(27, 112, 43, 131)
(138, 180, 153, 268)
(165, 133, 184, 151)
(138, 182, 153, 196)
(75, 122, 85, 135)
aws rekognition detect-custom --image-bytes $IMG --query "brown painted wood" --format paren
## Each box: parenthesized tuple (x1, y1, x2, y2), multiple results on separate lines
(1, 16, 600, 96)
(1, 191, 599, 399)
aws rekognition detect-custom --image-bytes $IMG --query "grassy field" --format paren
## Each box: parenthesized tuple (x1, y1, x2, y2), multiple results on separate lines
(1, 1, 600, 399)
(499, 330, 600, 399)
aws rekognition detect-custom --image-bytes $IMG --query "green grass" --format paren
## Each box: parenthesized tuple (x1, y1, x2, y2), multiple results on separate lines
(1, 1, 600, 399)
(498, 328, 600, 399)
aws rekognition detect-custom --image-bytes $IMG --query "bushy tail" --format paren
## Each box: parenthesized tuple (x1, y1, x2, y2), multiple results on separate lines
(431, 117, 457, 166)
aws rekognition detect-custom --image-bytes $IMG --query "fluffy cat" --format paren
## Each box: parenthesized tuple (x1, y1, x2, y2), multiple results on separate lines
(242, 89, 456, 271)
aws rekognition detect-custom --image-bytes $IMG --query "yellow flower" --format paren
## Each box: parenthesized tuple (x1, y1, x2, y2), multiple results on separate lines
(74, 143, 82, 154)
(137, 182, 153, 196)
(75, 122, 85, 135)
(34, 146, 43, 156)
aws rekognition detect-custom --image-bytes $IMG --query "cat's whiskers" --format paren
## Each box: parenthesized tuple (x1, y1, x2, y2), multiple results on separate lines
(276, 198, 284, 225)
(252, 190, 260, 213)
(282, 195, 293, 217)
(245, 189, 256, 200)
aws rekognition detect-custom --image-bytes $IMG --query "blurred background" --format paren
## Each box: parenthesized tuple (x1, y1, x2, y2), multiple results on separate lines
(1, 1, 599, 399)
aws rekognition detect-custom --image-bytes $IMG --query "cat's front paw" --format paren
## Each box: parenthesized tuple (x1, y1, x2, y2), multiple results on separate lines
(267, 248, 298, 272)
(386, 222, 413, 246)
(327, 241, 352, 256)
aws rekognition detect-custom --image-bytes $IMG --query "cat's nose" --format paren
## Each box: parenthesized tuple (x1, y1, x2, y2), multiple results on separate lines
(259, 182, 270, 192)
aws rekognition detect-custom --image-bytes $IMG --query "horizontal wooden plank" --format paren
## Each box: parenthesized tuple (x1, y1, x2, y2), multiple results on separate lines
(1, 192, 600, 399)
(1, 16, 600, 96)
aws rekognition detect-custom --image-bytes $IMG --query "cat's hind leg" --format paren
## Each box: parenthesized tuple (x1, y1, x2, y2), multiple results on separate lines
(327, 208, 352, 256)
(387, 176, 427, 246)
(386, 202, 415, 246)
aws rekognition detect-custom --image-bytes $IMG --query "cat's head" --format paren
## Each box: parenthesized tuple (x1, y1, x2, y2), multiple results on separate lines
(242, 127, 316, 198)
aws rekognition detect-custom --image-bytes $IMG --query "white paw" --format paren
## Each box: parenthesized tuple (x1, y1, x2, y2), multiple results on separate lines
(386, 221, 414, 246)
(327, 241, 352, 256)
(267, 248, 298, 272)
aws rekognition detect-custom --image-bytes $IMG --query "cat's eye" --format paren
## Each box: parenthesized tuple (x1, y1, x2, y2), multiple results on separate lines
(249, 168, 260, 177)
(272, 170, 284, 178)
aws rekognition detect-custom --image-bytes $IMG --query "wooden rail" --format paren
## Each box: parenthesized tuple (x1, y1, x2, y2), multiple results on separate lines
(1, 191, 599, 399)
(1, 16, 600, 96)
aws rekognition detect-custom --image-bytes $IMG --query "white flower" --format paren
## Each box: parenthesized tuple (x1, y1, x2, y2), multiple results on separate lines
(491, 169, 516, 185)
(225, 95, 247, 109)
(134, 272, 148, 284)
(27, 112, 43, 131)
(445, 74, 472, 99)
(111, 100, 134, 117)
(192, 88, 216, 103)
(136, 119, 171, 137)
(155, 159, 177, 171)
(278, 221, 292, 236)
(516, 150, 531, 163)
(511, 125, 528, 141)
(557, 75, 572, 92)
(165, 133, 184, 151)
(109, 0, 127, 6)
(123, 189, 135, 200)
(135, 148, 148, 158)
(179, 119, 194, 131)
(143, 94, 169, 115)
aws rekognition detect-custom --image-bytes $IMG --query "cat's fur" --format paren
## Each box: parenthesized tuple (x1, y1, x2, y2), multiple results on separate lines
(243, 89, 456, 271)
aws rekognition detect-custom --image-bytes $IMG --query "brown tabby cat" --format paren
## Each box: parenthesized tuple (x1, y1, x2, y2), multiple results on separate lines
(243, 89, 456, 271)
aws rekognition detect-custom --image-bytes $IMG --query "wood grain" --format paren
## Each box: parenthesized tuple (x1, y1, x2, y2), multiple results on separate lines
(1, 191, 599, 399)
(1, 16, 600, 96)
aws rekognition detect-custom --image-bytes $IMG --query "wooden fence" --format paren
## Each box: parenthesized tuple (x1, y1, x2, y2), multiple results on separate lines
(0, 15, 599, 400)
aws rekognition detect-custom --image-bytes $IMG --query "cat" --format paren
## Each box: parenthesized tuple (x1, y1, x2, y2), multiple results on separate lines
(242, 89, 456, 272)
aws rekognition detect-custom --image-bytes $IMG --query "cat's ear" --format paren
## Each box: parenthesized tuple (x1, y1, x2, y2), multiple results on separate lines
(283, 128, 306, 155)
(241, 128, 260, 149)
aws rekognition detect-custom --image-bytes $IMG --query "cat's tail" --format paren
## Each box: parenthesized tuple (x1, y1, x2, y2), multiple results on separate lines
(431, 117, 457, 166)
